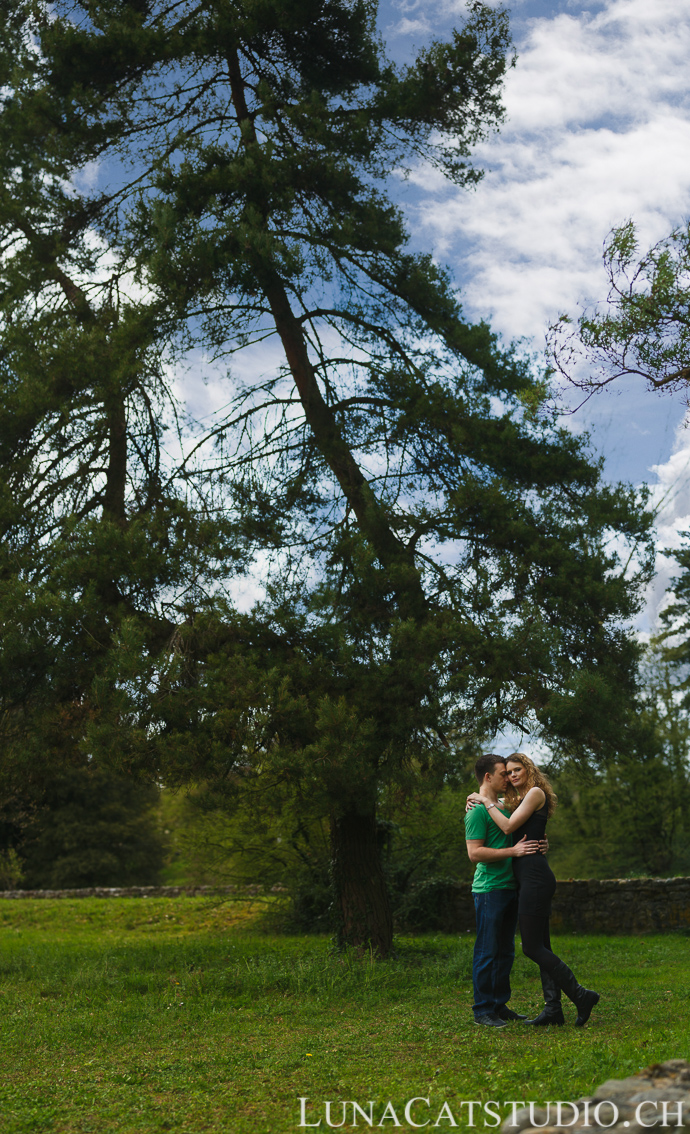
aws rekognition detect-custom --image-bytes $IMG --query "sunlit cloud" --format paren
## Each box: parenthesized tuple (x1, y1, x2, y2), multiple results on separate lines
(411, 0, 690, 344)
(388, 16, 431, 36)
(387, 0, 690, 656)
(640, 416, 690, 630)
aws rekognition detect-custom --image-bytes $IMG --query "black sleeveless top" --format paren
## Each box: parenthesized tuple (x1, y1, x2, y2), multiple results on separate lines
(511, 801, 556, 917)
(513, 801, 548, 844)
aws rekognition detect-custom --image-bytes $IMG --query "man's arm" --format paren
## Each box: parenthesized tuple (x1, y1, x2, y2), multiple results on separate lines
(466, 837, 540, 863)
(465, 801, 549, 854)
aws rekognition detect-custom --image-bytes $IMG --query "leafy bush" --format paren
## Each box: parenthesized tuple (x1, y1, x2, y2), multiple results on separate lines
(0, 764, 166, 889)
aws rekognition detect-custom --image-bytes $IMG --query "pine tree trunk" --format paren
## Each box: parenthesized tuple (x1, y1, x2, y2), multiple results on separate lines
(330, 806, 393, 958)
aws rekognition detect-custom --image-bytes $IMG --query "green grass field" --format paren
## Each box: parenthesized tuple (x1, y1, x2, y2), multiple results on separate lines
(0, 897, 687, 1132)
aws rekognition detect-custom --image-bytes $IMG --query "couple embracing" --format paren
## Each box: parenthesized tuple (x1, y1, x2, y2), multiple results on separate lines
(464, 752, 600, 1029)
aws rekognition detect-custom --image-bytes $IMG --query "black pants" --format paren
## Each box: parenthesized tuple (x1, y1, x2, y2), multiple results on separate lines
(519, 913, 561, 973)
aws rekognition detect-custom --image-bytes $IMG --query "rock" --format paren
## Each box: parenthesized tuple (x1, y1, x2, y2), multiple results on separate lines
(502, 1062, 690, 1134)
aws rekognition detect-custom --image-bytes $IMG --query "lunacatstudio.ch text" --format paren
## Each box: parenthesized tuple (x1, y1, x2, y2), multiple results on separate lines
(298, 1097, 687, 1129)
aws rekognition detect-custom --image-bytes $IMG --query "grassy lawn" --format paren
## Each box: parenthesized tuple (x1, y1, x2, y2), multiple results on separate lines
(0, 898, 687, 1132)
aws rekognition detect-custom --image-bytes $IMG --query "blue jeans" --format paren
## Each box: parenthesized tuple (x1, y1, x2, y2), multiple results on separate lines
(472, 888, 518, 1018)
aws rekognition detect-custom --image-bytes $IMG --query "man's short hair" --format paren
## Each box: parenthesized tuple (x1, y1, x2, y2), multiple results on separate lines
(474, 753, 506, 784)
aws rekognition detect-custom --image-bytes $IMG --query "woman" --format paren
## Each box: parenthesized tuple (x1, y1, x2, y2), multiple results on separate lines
(468, 753, 599, 1027)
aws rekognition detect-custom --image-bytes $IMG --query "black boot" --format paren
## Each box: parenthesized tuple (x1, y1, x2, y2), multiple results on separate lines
(551, 960, 600, 1026)
(525, 967, 565, 1026)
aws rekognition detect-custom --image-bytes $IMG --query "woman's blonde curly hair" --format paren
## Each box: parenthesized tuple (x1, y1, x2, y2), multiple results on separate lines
(503, 752, 557, 818)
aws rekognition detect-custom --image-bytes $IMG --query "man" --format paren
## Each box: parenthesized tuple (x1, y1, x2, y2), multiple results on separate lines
(465, 753, 541, 1028)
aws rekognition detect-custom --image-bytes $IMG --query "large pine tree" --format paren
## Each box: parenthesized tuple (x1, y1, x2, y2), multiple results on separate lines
(0, 0, 653, 952)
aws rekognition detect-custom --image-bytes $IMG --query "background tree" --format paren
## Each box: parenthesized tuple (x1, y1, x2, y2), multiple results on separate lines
(0, 0, 654, 953)
(159, 774, 479, 932)
(0, 2, 245, 806)
(0, 763, 165, 889)
(545, 219, 690, 880)
(548, 220, 690, 398)
(547, 642, 690, 879)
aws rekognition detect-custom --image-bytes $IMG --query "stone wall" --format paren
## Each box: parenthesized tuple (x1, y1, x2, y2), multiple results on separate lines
(0, 884, 281, 900)
(2, 877, 690, 935)
(399, 876, 690, 935)
(550, 877, 690, 935)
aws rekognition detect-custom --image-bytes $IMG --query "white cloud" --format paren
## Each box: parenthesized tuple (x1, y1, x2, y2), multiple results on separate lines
(640, 416, 690, 629)
(388, 16, 431, 36)
(401, 0, 690, 632)
(412, 0, 690, 344)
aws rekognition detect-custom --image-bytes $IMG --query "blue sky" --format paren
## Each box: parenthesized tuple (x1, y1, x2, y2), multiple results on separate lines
(173, 1, 690, 509)
(378, 0, 690, 479)
(369, 0, 690, 751)
(375, 0, 690, 641)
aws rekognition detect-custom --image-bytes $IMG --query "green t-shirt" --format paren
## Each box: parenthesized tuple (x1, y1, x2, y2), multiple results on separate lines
(464, 803, 516, 893)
